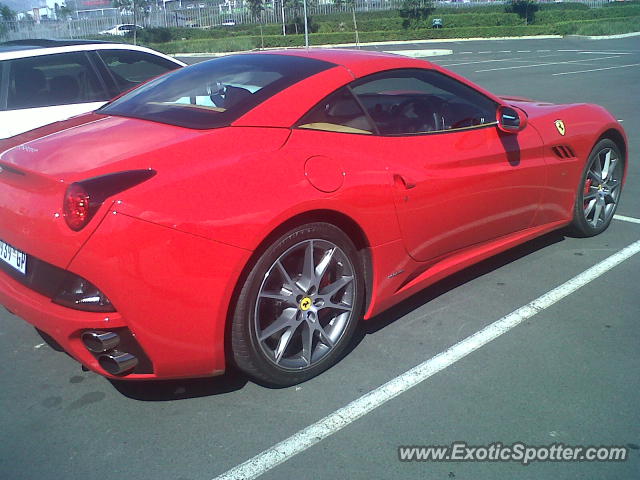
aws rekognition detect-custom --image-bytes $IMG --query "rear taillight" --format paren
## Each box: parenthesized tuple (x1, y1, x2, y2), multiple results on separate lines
(63, 183, 91, 231)
(62, 169, 156, 232)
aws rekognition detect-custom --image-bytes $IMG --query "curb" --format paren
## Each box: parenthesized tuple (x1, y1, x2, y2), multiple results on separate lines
(174, 35, 564, 57)
(566, 31, 640, 40)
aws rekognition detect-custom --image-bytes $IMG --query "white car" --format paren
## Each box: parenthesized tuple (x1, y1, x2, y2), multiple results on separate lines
(0, 39, 185, 140)
(99, 24, 143, 36)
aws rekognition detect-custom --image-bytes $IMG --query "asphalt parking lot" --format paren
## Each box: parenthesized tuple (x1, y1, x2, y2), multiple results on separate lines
(1, 36, 639, 480)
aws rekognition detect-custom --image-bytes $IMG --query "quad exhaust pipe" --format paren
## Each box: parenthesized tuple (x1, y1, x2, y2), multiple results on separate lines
(81, 330, 138, 375)
(82, 331, 120, 353)
(98, 351, 138, 375)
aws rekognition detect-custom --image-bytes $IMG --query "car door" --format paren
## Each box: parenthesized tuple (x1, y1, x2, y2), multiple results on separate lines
(0, 52, 109, 139)
(349, 69, 547, 262)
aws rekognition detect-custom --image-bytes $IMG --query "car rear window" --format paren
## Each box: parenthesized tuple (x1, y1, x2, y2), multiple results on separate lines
(99, 54, 334, 129)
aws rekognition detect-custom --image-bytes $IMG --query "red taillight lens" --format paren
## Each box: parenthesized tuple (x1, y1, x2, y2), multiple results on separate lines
(63, 183, 91, 231)
(61, 169, 156, 232)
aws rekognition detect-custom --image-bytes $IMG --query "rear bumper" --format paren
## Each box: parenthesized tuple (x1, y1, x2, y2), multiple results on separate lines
(0, 212, 251, 380)
(0, 269, 128, 374)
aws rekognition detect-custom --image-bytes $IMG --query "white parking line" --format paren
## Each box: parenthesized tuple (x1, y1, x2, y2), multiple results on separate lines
(440, 56, 525, 66)
(476, 55, 621, 72)
(614, 214, 640, 225)
(558, 49, 634, 55)
(552, 63, 640, 76)
(577, 51, 634, 55)
(212, 240, 640, 480)
(442, 53, 562, 67)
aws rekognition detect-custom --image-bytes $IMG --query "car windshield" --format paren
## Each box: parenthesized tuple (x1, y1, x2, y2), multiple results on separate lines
(100, 54, 334, 129)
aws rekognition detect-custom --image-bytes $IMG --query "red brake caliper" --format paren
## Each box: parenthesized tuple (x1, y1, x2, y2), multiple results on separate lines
(583, 179, 593, 206)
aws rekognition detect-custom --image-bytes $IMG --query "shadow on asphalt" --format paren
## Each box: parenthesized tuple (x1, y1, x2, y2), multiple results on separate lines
(109, 230, 566, 400)
(109, 368, 249, 401)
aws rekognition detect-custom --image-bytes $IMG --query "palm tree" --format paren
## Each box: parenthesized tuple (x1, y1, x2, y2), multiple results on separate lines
(0, 3, 17, 22)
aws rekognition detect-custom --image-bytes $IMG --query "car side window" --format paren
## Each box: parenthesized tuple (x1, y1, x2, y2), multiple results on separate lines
(7, 52, 107, 110)
(97, 50, 180, 94)
(295, 87, 375, 135)
(350, 69, 498, 136)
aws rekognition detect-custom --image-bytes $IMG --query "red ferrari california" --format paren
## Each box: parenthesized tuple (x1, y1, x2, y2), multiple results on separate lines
(0, 49, 627, 386)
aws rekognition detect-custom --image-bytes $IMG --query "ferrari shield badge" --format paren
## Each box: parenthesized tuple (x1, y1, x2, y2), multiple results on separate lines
(554, 119, 566, 136)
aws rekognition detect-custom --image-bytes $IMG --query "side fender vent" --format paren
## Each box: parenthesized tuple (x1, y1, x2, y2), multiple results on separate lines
(551, 145, 576, 159)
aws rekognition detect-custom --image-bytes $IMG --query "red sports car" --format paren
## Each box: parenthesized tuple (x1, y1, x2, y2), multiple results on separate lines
(0, 49, 627, 386)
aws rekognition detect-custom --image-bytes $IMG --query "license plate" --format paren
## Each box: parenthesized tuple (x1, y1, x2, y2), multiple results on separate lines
(0, 239, 27, 275)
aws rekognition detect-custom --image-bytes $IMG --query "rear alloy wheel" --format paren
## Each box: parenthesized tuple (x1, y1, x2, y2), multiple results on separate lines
(231, 223, 364, 387)
(569, 139, 623, 237)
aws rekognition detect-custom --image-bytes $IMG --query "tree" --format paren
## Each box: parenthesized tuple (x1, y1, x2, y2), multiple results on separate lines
(54, 3, 74, 20)
(246, 0, 264, 20)
(274, 0, 285, 35)
(113, 0, 151, 20)
(113, 0, 152, 44)
(246, 0, 264, 48)
(284, 0, 317, 36)
(0, 3, 16, 22)
(399, 0, 434, 29)
(505, 0, 539, 26)
(332, 0, 359, 46)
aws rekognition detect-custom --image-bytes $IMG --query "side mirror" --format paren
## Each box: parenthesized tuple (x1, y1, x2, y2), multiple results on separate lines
(497, 105, 527, 133)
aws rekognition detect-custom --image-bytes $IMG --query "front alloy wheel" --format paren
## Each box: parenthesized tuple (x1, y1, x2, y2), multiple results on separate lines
(570, 139, 624, 237)
(231, 223, 364, 386)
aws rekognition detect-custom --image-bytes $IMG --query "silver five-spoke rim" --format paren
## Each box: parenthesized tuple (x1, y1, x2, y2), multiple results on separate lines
(254, 239, 356, 370)
(583, 147, 621, 228)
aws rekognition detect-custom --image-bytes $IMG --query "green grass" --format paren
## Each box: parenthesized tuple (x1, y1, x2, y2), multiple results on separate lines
(150, 26, 554, 54)
(535, 5, 640, 24)
(554, 16, 640, 36)
(150, 36, 255, 54)
(574, 17, 640, 36)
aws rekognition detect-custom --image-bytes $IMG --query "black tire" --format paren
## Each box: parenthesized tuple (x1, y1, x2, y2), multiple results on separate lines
(568, 139, 624, 237)
(231, 222, 365, 387)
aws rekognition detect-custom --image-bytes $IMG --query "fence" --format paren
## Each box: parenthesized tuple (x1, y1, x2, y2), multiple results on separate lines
(0, 0, 615, 41)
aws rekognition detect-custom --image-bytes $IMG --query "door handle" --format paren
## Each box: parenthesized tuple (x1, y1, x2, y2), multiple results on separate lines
(393, 174, 416, 190)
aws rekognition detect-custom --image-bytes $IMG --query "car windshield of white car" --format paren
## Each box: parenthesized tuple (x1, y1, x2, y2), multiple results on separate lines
(99, 54, 334, 129)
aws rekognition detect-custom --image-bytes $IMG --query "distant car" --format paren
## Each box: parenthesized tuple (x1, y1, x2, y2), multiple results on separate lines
(99, 24, 143, 36)
(0, 50, 627, 387)
(0, 39, 185, 140)
(221, 19, 236, 26)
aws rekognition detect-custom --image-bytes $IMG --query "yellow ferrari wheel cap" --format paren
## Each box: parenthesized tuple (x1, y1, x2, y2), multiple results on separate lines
(299, 297, 312, 311)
